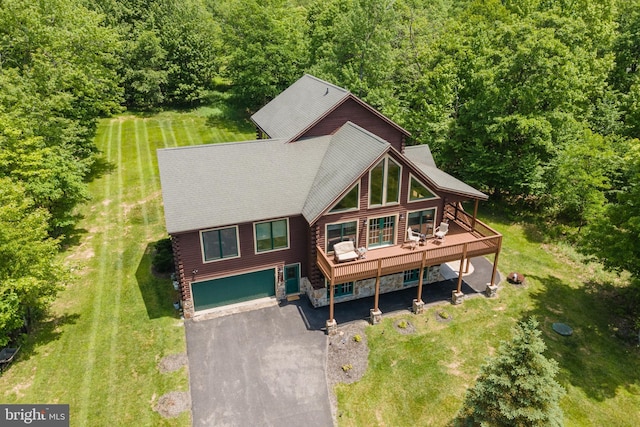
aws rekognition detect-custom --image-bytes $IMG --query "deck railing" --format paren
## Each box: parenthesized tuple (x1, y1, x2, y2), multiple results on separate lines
(317, 214, 501, 285)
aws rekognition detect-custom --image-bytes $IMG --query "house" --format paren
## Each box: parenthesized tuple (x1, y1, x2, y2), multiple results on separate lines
(157, 74, 502, 332)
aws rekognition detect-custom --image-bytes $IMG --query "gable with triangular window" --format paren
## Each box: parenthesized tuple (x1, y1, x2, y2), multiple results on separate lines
(408, 174, 437, 202)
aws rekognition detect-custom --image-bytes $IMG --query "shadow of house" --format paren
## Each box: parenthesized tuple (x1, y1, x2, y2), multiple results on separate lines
(135, 242, 180, 320)
(522, 274, 640, 402)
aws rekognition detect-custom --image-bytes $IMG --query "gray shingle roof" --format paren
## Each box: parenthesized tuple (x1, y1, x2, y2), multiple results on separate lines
(302, 122, 390, 223)
(158, 137, 331, 234)
(251, 74, 349, 140)
(404, 145, 487, 200)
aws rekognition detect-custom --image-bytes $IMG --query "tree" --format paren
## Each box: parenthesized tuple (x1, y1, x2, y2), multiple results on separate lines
(581, 140, 640, 277)
(458, 317, 565, 427)
(306, 0, 399, 109)
(212, 0, 307, 111)
(0, 178, 66, 347)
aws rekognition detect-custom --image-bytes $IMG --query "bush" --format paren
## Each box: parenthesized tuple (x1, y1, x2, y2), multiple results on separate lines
(152, 238, 175, 273)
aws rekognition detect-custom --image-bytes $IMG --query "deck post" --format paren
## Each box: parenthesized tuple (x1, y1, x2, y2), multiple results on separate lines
(464, 257, 471, 274)
(456, 243, 468, 294)
(326, 272, 337, 335)
(472, 199, 478, 232)
(413, 251, 427, 314)
(490, 237, 502, 287)
(371, 260, 383, 324)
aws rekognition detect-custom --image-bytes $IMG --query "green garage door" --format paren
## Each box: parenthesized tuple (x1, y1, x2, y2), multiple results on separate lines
(192, 269, 276, 312)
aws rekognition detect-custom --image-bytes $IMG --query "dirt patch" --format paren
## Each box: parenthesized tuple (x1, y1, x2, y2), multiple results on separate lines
(154, 391, 190, 418)
(394, 319, 416, 334)
(326, 321, 369, 414)
(158, 353, 188, 373)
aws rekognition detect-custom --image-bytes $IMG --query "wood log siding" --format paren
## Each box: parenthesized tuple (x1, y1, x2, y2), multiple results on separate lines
(314, 157, 446, 261)
(174, 215, 309, 286)
(298, 98, 406, 152)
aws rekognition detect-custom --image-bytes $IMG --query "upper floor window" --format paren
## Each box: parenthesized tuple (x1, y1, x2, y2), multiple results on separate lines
(329, 184, 359, 212)
(255, 218, 289, 253)
(408, 175, 437, 202)
(201, 226, 240, 262)
(369, 157, 401, 207)
(326, 221, 358, 253)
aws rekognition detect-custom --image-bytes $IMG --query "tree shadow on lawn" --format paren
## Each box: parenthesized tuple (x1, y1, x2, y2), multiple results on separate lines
(15, 312, 81, 365)
(135, 242, 180, 320)
(523, 274, 640, 402)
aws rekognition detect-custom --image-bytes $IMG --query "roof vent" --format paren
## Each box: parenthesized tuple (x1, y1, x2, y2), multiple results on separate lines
(324, 87, 329, 96)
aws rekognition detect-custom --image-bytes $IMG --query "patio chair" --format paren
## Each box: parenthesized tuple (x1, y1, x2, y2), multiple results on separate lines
(405, 227, 420, 250)
(434, 222, 449, 241)
(333, 241, 359, 262)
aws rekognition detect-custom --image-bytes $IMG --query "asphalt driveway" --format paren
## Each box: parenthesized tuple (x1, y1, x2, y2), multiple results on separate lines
(185, 301, 333, 427)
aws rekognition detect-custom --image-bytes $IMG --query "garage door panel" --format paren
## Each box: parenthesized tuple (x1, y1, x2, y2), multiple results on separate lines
(192, 269, 275, 312)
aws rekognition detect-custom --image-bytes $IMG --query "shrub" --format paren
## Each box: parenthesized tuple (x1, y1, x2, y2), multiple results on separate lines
(341, 364, 353, 372)
(353, 334, 362, 343)
(152, 238, 175, 273)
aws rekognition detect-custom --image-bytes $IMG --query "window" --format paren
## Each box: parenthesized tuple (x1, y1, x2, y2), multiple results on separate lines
(408, 209, 436, 237)
(403, 268, 430, 285)
(255, 219, 289, 252)
(327, 282, 354, 299)
(368, 216, 396, 248)
(326, 221, 358, 253)
(408, 175, 436, 201)
(201, 227, 239, 262)
(330, 184, 359, 212)
(369, 157, 401, 206)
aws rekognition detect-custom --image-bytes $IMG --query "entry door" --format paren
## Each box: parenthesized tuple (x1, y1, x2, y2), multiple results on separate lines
(284, 264, 300, 295)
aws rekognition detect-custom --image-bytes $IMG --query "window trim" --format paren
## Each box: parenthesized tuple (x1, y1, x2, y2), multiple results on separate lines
(328, 183, 360, 213)
(326, 281, 354, 299)
(325, 220, 359, 254)
(253, 218, 290, 254)
(200, 225, 241, 264)
(366, 214, 398, 249)
(406, 207, 438, 238)
(368, 156, 402, 207)
(407, 173, 439, 203)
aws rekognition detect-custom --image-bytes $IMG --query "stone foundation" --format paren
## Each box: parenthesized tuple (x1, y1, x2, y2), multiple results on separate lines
(305, 265, 442, 308)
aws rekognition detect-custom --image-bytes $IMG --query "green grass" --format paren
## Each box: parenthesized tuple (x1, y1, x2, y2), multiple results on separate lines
(0, 110, 254, 426)
(335, 213, 640, 426)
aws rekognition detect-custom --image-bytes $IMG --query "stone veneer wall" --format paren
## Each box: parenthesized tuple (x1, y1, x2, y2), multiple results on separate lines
(305, 265, 441, 308)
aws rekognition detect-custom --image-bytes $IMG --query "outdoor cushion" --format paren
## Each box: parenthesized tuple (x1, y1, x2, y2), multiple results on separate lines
(333, 241, 359, 262)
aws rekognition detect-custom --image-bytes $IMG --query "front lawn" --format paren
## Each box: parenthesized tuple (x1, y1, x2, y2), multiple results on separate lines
(0, 109, 254, 426)
(335, 214, 640, 426)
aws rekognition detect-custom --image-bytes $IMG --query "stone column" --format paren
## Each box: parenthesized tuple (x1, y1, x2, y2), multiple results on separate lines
(370, 308, 382, 325)
(326, 319, 338, 335)
(412, 299, 425, 314)
(485, 283, 499, 298)
(452, 291, 464, 305)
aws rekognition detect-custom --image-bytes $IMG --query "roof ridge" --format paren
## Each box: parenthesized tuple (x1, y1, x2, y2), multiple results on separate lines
(302, 74, 350, 95)
(157, 138, 286, 152)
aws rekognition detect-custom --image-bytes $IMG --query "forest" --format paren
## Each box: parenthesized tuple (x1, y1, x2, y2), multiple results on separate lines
(0, 0, 639, 346)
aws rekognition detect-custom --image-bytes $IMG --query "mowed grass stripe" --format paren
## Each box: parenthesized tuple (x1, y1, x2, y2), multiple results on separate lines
(142, 118, 163, 225)
(77, 118, 116, 425)
(134, 120, 150, 229)
(107, 119, 126, 413)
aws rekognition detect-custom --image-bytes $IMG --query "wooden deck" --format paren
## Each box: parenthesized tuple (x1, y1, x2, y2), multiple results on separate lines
(317, 210, 502, 285)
